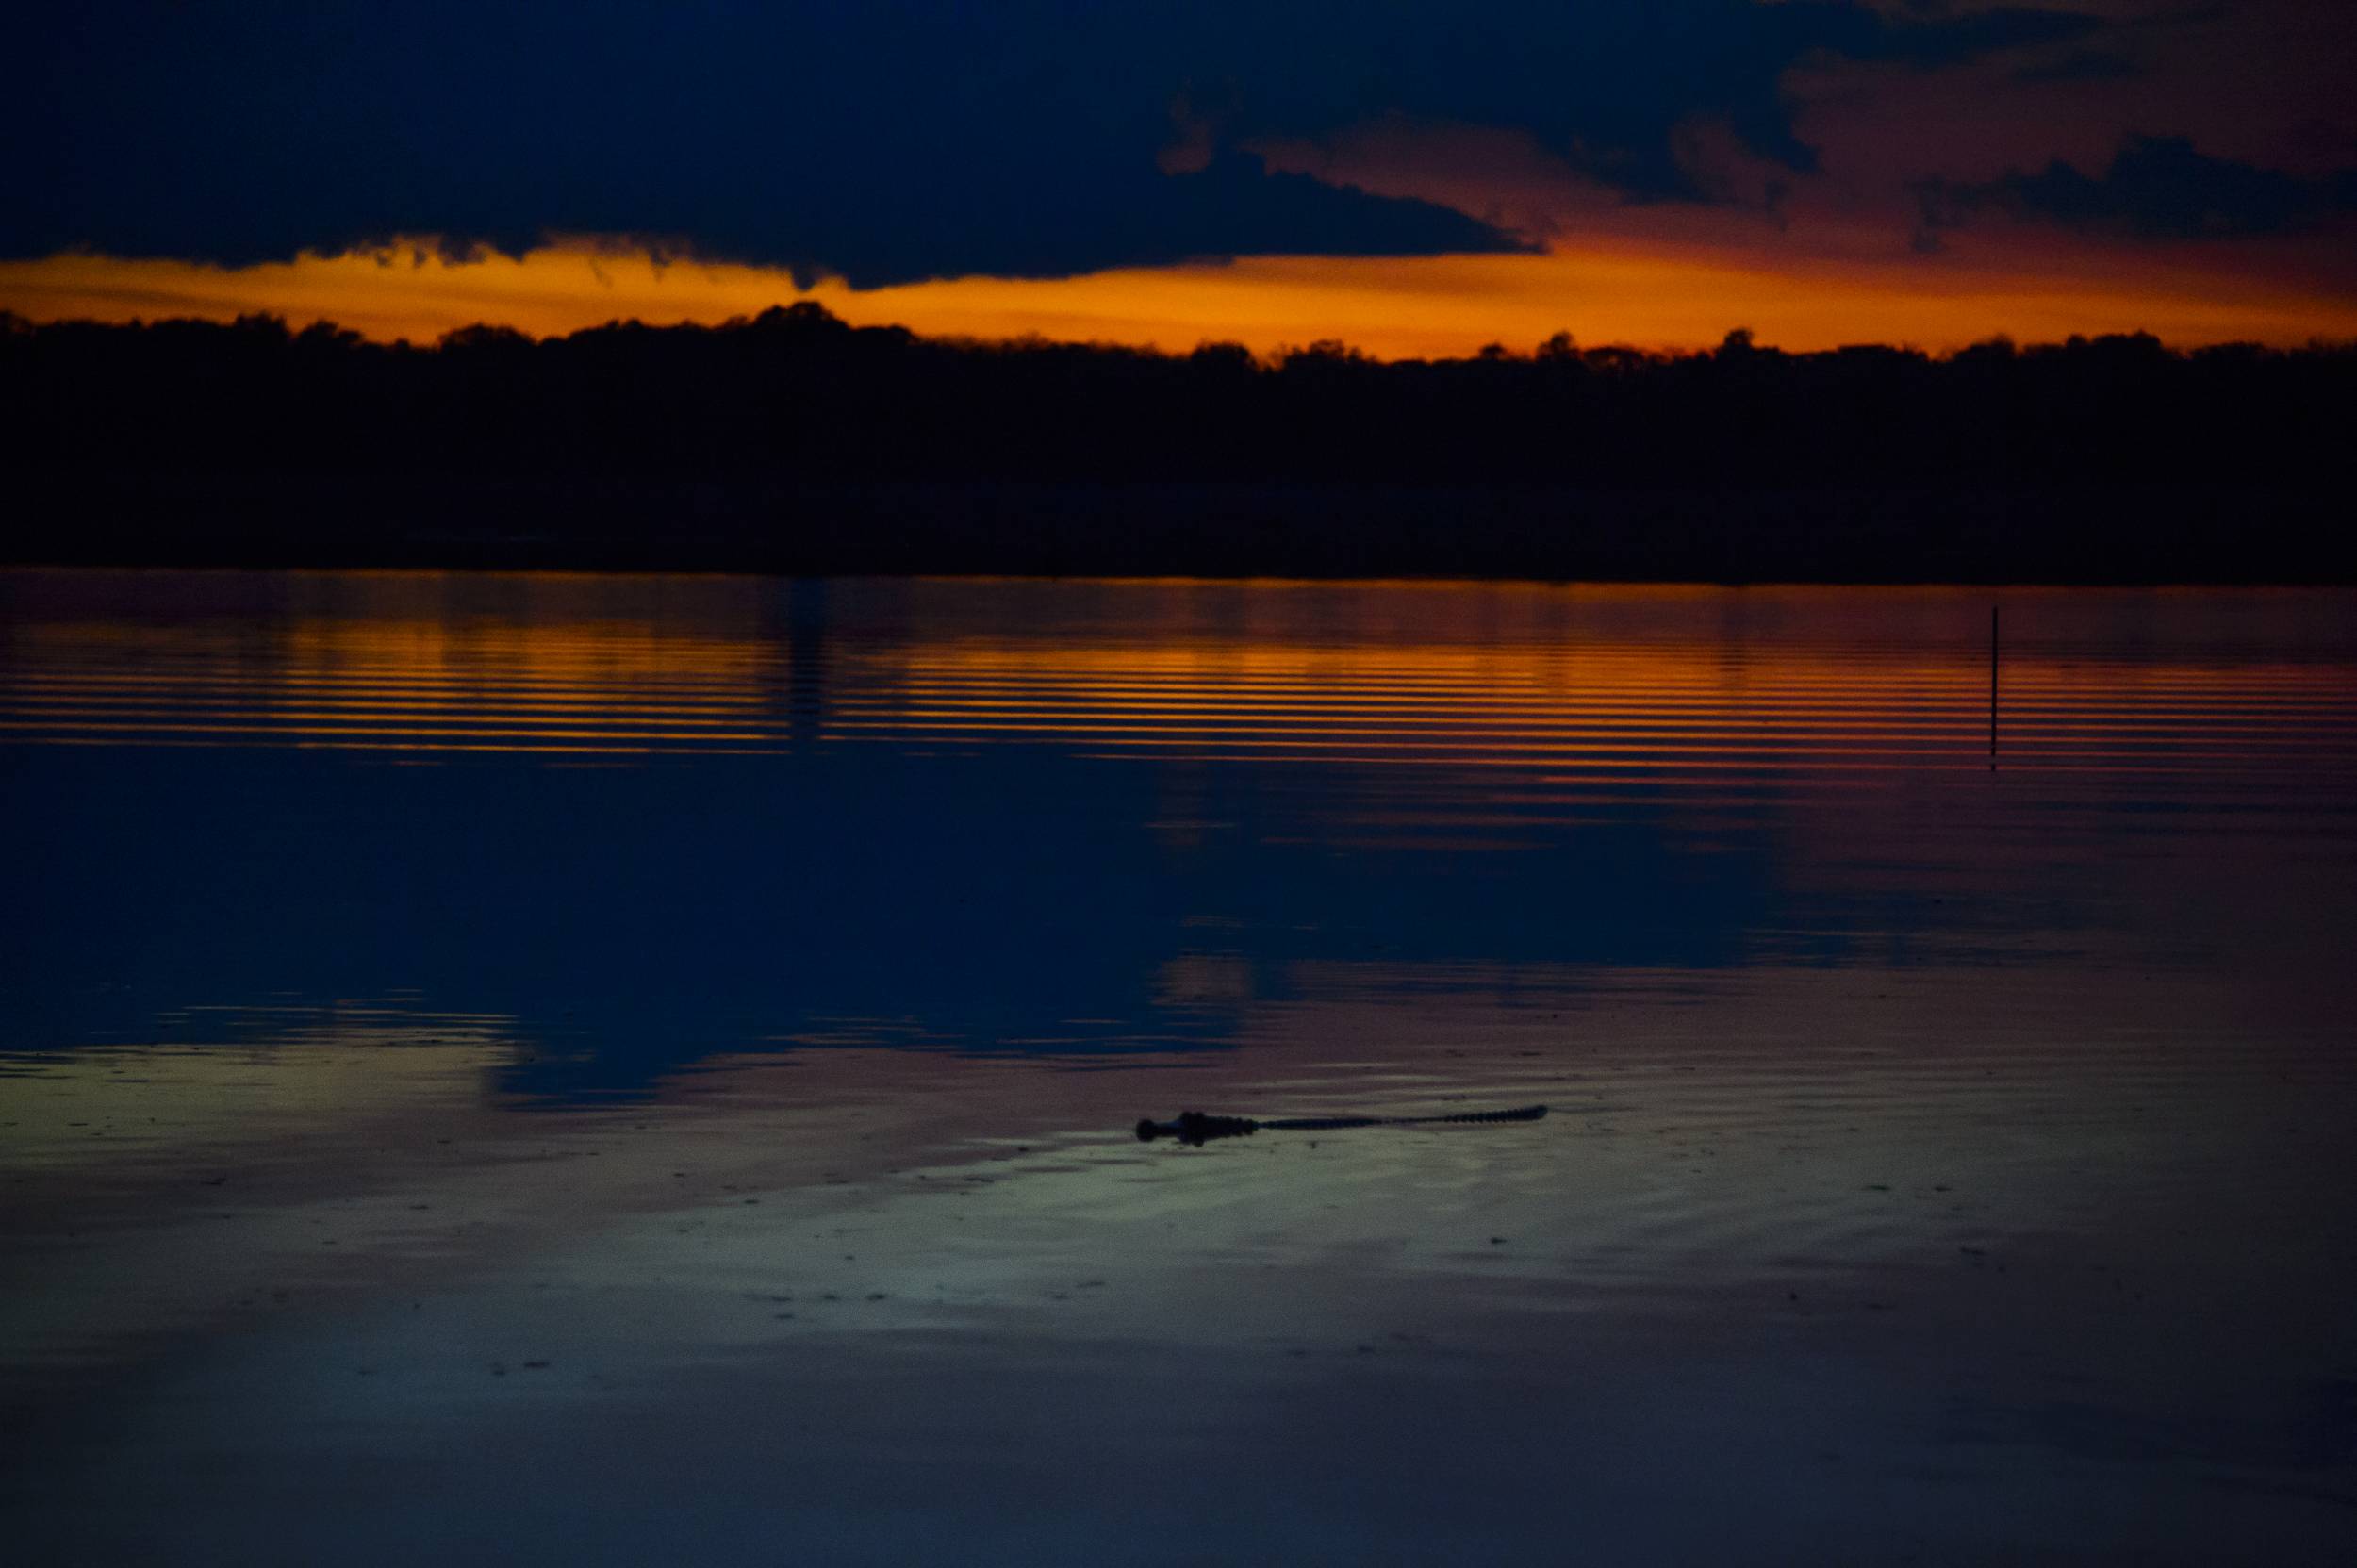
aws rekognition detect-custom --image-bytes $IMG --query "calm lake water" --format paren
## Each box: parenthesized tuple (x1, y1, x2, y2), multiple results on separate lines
(4, 570, 2354, 1564)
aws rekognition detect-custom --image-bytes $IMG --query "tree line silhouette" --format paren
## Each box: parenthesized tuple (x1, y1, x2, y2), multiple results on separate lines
(5, 305, 2350, 580)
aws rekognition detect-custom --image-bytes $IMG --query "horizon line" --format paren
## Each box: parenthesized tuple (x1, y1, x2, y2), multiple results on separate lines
(8, 237, 2357, 361)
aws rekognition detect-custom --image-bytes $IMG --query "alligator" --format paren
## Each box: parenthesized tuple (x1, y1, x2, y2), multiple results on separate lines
(1134, 1104, 1548, 1147)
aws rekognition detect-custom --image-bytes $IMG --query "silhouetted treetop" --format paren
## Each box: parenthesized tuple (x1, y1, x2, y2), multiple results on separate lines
(3, 304, 2350, 502)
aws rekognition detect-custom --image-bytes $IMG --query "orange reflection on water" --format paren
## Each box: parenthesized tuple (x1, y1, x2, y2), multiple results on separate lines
(853, 626, 2357, 776)
(0, 574, 791, 755)
(3, 574, 2353, 782)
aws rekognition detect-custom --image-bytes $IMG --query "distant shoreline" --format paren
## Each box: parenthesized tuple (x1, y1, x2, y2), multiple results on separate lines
(11, 476, 2349, 586)
(11, 310, 2351, 585)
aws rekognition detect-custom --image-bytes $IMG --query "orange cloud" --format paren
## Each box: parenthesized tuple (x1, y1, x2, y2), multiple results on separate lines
(4, 231, 2354, 359)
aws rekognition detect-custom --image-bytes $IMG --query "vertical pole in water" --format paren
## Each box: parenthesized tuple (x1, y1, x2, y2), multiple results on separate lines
(1988, 604, 2000, 768)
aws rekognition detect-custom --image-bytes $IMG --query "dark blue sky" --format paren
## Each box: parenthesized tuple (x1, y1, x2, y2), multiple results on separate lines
(14, 1, 2344, 287)
(6, 1, 2355, 355)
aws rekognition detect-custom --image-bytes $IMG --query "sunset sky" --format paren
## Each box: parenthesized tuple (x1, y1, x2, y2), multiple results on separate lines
(8, 1, 2356, 356)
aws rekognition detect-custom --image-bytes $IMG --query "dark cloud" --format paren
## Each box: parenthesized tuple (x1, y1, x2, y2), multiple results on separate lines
(1940, 135, 2357, 238)
(1854, 6, 2103, 66)
(6, 1, 2101, 283)
(1161, 3, 2104, 199)
(2011, 49, 2142, 84)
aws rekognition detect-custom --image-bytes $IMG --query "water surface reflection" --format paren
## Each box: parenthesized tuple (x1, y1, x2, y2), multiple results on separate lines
(2, 572, 2352, 1563)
